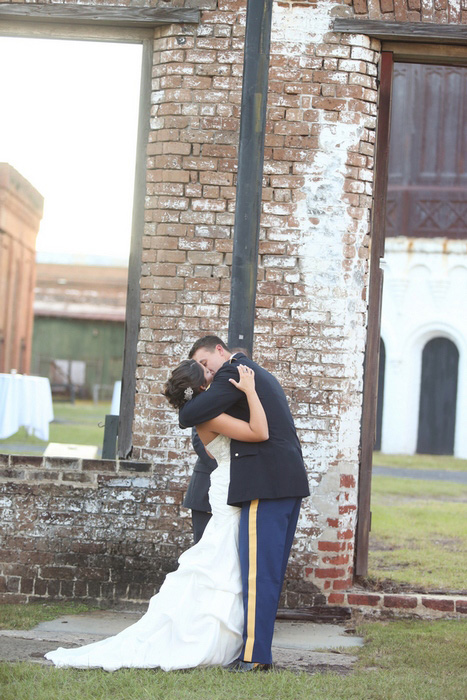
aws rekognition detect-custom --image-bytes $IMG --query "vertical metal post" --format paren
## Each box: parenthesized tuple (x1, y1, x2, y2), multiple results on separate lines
(228, 0, 274, 356)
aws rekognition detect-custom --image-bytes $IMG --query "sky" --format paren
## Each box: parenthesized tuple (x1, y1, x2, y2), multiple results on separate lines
(0, 36, 142, 262)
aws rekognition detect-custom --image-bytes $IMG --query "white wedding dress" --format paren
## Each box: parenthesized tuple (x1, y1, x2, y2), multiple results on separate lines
(45, 435, 244, 671)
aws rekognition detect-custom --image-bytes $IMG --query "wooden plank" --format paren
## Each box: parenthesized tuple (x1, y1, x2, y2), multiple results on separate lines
(374, 339, 385, 451)
(102, 415, 119, 460)
(0, 5, 200, 27)
(382, 41, 467, 64)
(0, 20, 154, 42)
(355, 52, 394, 578)
(333, 19, 467, 45)
(117, 39, 153, 460)
(276, 607, 352, 623)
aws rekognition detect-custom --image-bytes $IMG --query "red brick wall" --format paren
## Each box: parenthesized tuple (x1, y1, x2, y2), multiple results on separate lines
(348, 0, 466, 23)
(2, 0, 465, 608)
(133, 0, 379, 603)
(0, 454, 186, 605)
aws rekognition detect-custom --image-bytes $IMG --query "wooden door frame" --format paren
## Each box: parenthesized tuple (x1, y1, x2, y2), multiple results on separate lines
(349, 30, 467, 576)
(0, 8, 199, 458)
(355, 51, 394, 577)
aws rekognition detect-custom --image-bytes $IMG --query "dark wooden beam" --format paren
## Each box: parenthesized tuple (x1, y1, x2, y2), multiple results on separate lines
(117, 39, 153, 459)
(276, 606, 352, 623)
(355, 51, 394, 578)
(333, 19, 467, 45)
(102, 415, 119, 460)
(228, 0, 274, 356)
(382, 41, 467, 65)
(0, 5, 200, 27)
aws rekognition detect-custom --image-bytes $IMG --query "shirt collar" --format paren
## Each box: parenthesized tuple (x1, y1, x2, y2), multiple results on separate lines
(228, 352, 245, 364)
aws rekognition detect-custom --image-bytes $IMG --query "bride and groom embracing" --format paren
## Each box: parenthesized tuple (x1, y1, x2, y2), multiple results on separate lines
(45, 335, 310, 672)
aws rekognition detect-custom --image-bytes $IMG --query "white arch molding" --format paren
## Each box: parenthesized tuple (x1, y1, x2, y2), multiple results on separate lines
(380, 322, 467, 458)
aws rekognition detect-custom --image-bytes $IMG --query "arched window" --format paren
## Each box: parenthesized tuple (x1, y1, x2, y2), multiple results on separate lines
(416, 338, 459, 455)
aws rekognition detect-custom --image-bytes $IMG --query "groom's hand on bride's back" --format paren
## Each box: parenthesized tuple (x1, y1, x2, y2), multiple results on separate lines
(178, 363, 244, 428)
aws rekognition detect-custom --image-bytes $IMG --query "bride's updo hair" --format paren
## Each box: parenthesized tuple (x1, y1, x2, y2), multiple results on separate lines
(163, 359, 206, 409)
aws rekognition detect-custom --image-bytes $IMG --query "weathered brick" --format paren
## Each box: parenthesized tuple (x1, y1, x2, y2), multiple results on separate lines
(422, 597, 455, 612)
(353, 0, 369, 14)
(348, 593, 381, 606)
(340, 475, 356, 488)
(327, 593, 345, 604)
(384, 596, 418, 609)
(332, 578, 353, 591)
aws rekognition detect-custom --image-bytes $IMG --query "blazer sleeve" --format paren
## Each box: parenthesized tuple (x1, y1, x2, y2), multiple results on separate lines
(191, 428, 217, 469)
(179, 365, 242, 427)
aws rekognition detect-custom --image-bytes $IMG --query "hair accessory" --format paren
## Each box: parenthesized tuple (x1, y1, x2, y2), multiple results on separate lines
(184, 386, 194, 401)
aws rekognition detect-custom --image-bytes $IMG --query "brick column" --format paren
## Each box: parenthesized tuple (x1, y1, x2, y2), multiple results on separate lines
(134, 1, 381, 604)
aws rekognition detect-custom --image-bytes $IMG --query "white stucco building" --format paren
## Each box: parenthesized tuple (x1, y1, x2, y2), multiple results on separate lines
(379, 237, 467, 458)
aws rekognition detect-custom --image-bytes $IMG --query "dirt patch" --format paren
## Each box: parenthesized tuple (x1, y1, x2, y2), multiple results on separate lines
(355, 575, 467, 596)
(273, 647, 358, 675)
(431, 537, 463, 552)
(0, 636, 76, 664)
(369, 537, 400, 552)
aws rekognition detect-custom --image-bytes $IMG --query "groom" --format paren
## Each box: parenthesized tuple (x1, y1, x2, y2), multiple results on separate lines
(179, 335, 309, 671)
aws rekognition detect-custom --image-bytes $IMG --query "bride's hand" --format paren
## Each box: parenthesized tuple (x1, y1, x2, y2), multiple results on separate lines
(229, 365, 255, 393)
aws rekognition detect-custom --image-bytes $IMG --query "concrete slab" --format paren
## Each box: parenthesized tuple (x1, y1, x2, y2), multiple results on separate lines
(43, 443, 99, 458)
(273, 620, 363, 651)
(0, 610, 363, 674)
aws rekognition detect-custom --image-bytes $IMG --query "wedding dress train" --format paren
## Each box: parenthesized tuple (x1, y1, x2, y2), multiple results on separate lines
(45, 435, 243, 671)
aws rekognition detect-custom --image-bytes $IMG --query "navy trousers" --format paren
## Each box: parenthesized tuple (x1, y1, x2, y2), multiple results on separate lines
(238, 497, 302, 664)
(191, 510, 211, 544)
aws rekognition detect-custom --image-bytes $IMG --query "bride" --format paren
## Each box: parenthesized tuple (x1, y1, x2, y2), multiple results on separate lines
(45, 361, 268, 671)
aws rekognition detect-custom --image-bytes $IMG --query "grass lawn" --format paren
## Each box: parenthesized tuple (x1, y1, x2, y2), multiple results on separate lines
(0, 401, 111, 456)
(373, 451, 467, 472)
(0, 602, 96, 631)
(0, 607, 465, 700)
(368, 475, 467, 592)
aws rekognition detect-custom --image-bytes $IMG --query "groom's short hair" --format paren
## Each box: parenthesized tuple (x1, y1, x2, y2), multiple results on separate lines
(189, 335, 230, 358)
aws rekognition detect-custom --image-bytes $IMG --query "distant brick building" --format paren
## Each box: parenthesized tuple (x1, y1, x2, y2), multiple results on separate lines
(0, 163, 43, 374)
(1, 1, 466, 616)
(32, 257, 127, 398)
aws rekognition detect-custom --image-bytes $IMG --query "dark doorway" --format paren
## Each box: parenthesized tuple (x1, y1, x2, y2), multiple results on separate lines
(374, 338, 386, 452)
(416, 337, 459, 455)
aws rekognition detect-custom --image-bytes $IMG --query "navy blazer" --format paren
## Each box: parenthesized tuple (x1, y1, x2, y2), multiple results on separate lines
(183, 428, 217, 513)
(179, 353, 310, 506)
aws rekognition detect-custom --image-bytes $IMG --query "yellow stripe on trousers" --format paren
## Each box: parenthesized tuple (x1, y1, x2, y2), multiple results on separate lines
(243, 499, 259, 662)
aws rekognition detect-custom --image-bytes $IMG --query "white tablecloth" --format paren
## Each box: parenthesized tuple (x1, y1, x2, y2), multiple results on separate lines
(0, 374, 54, 441)
(110, 380, 122, 416)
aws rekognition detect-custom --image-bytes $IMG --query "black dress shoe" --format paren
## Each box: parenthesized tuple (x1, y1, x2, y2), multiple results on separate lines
(227, 659, 274, 672)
